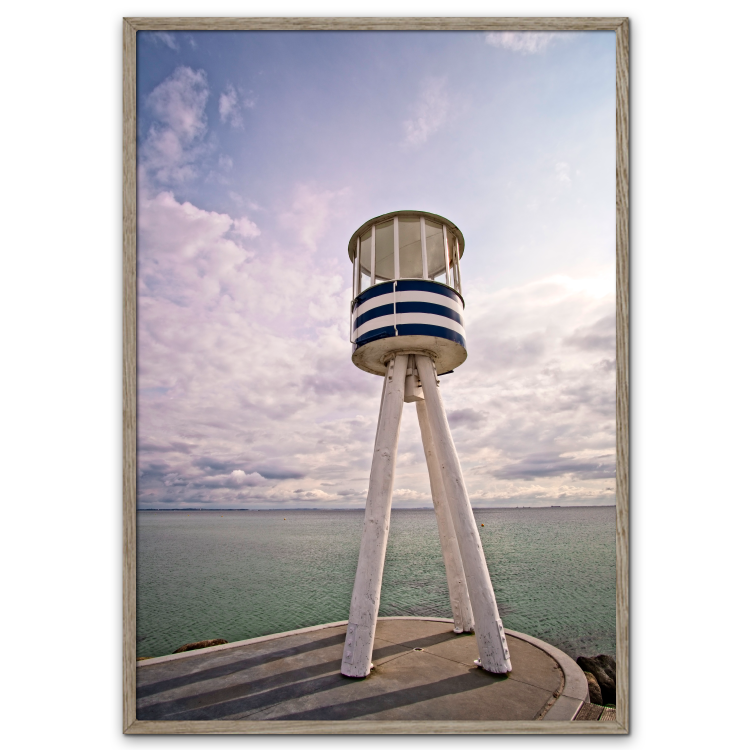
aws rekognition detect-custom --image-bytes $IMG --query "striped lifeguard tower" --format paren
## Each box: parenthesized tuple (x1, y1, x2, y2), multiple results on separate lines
(341, 211, 513, 678)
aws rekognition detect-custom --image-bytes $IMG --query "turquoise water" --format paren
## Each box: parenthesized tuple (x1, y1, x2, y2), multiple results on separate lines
(136, 507, 616, 660)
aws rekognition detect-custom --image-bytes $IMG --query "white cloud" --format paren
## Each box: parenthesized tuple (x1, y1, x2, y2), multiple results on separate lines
(279, 183, 351, 252)
(403, 78, 450, 147)
(230, 192, 264, 211)
(219, 84, 255, 128)
(393, 488, 430, 501)
(142, 67, 210, 184)
(548, 273, 614, 299)
(423, 274, 616, 505)
(485, 32, 559, 55)
(154, 32, 179, 51)
(148, 67, 208, 144)
(229, 470, 267, 486)
(219, 84, 243, 128)
(137, 190, 615, 510)
(137, 187, 373, 509)
(232, 216, 261, 238)
(134, 34, 616, 511)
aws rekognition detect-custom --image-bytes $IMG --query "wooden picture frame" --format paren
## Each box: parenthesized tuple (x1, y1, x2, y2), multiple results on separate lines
(123, 16, 629, 734)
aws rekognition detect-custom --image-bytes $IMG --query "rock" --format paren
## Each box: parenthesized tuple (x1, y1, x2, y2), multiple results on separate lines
(577, 654, 616, 705)
(172, 638, 228, 654)
(583, 671, 603, 705)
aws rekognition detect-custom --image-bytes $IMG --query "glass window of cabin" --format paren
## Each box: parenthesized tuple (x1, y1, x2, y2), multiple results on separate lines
(398, 216, 423, 278)
(425, 219, 447, 281)
(451, 234, 462, 294)
(445, 230, 455, 288)
(352, 241, 358, 297)
(358, 228, 372, 290)
(374, 220, 395, 280)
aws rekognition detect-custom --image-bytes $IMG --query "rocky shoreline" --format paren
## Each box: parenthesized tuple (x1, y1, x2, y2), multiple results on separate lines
(576, 654, 616, 706)
(136, 638, 229, 661)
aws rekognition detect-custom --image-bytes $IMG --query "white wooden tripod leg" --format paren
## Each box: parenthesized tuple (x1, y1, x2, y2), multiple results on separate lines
(415, 355, 512, 674)
(416, 399, 474, 633)
(341, 353, 408, 678)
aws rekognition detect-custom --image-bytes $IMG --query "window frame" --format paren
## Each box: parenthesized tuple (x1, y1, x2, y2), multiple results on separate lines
(352, 212, 463, 296)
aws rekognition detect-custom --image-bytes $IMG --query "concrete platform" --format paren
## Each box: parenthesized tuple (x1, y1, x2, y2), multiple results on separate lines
(136, 617, 588, 723)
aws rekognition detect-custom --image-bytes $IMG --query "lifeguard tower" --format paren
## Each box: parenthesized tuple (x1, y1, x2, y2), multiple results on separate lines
(341, 210, 512, 678)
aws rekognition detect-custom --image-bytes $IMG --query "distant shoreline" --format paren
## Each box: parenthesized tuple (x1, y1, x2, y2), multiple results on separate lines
(137, 505, 616, 512)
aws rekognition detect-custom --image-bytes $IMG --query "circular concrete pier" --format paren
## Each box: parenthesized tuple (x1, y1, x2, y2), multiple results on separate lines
(136, 617, 589, 724)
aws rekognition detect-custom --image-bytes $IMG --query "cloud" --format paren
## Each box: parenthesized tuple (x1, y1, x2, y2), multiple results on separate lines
(392, 488, 430, 501)
(403, 78, 450, 147)
(141, 66, 210, 184)
(420, 274, 617, 506)
(219, 84, 256, 128)
(139, 440, 193, 454)
(229, 192, 264, 212)
(134, 34, 616, 511)
(137, 233, 616, 508)
(447, 408, 488, 428)
(148, 67, 208, 143)
(485, 32, 559, 55)
(279, 183, 351, 252)
(232, 216, 261, 238)
(492, 451, 615, 481)
(564, 315, 615, 352)
(465, 484, 615, 508)
(229, 470, 266, 486)
(137, 185, 377, 509)
(256, 468, 306, 480)
(219, 84, 242, 127)
(153, 32, 179, 51)
(192, 457, 235, 473)
(192, 471, 268, 488)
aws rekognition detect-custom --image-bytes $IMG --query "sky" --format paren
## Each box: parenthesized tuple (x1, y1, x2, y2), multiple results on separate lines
(136, 29, 616, 510)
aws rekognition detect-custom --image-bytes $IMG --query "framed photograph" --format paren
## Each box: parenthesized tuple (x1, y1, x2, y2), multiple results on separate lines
(124, 16, 628, 734)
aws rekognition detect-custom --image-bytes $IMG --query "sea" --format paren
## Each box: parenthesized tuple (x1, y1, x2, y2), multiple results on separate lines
(136, 506, 616, 660)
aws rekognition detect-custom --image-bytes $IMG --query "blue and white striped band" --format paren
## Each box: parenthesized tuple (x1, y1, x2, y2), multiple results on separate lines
(352, 279, 466, 349)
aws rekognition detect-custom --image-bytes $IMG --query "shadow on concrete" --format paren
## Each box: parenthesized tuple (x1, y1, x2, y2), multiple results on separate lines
(138, 658, 352, 720)
(137, 630, 464, 721)
(138, 628, 459, 702)
(137, 632, 347, 699)
(268, 671, 510, 721)
(142, 659, 506, 722)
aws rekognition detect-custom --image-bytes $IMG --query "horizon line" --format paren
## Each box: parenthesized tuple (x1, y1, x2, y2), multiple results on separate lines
(137, 504, 616, 511)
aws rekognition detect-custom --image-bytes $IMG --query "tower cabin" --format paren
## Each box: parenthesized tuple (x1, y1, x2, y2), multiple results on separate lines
(348, 210, 466, 377)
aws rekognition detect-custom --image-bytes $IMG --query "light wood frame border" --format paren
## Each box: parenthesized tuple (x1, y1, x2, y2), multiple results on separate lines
(123, 16, 629, 735)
